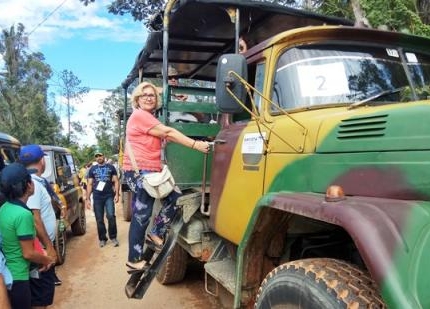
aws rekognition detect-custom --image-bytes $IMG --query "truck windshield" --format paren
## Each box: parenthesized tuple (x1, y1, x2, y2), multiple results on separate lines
(272, 44, 430, 110)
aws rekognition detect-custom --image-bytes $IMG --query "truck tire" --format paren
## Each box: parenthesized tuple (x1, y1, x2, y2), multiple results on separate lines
(255, 258, 386, 309)
(122, 191, 132, 222)
(71, 201, 86, 236)
(156, 243, 188, 285)
(54, 223, 66, 265)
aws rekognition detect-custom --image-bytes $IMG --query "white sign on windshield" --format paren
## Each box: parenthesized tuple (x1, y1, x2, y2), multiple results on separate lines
(298, 62, 349, 97)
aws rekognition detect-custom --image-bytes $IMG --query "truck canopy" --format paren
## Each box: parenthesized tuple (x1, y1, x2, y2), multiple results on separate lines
(121, 0, 353, 88)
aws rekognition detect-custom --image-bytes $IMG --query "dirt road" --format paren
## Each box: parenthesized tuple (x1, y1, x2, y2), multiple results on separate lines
(53, 207, 228, 309)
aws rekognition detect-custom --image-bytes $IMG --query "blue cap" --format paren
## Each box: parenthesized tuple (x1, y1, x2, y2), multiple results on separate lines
(0, 162, 31, 186)
(19, 144, 46, 164)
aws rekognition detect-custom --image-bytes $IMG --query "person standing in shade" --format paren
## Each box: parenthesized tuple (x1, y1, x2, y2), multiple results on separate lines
(86, 150, 120, 247)
(19, 145, 59, 308)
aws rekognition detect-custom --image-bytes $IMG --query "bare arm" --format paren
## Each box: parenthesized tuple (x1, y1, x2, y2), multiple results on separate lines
(112, 174, 120, 203)
(32, 209, 56, 261)
(0, 275, 11, 309)
(85, 177, 93, 209)
(20, 239, 54, 270)
(148, 124, 209, 153)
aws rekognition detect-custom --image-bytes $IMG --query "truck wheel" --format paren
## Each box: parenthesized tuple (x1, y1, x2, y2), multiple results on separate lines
(156, 243, 188, 285)
(122, 191, 132, 222)
(54, 224, 66, 265)
(71, 201, 86, 236)
(255, 258, 386, 309)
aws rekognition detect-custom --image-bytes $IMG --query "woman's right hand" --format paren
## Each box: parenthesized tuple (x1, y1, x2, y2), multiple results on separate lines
(193, 140, 210, 153)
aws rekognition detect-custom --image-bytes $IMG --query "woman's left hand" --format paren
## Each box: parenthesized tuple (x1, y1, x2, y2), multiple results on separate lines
(194, 140, 210, 153)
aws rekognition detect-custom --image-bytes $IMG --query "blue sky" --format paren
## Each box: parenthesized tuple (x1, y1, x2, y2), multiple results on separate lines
(0, 0, 149, 145)
(43, 37, 143, 91)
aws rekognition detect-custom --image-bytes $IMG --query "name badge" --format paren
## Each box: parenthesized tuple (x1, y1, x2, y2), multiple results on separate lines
(96, 181, 106, 191)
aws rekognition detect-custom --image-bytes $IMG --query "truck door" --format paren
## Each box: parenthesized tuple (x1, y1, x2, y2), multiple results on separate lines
(210, 62, 268, 245)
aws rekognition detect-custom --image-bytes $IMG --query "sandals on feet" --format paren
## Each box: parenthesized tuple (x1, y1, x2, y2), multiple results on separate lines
(145, 234, 164, 253)
(126, 260, 150, 274)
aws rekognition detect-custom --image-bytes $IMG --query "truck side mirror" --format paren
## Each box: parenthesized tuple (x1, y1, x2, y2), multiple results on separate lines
(216, 54, 248, 113)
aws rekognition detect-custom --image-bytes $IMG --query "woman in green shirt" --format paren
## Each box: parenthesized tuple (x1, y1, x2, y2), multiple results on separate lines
(0, 163, 54, 308)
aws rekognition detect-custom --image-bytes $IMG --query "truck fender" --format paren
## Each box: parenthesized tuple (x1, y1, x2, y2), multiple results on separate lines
(236, 192, 428, 309)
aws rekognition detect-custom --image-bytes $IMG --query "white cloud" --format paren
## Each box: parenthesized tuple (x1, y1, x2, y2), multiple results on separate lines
(58, 89, 111, 147)
(0, 0, 144, 147)
(0, 0, 145, 49)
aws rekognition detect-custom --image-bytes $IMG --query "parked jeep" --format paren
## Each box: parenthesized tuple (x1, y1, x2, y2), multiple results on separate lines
(41, 145, 86, 264)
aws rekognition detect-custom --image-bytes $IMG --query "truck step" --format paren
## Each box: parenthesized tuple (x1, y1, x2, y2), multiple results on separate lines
(204, 259, 236, 296)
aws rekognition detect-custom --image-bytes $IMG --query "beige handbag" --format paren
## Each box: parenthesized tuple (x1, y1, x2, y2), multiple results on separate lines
(126, 141, 175, 199)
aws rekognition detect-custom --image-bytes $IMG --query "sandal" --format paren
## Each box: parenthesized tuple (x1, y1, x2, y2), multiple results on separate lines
(145, 234, 164, 253)
(126, 260, 150, 274)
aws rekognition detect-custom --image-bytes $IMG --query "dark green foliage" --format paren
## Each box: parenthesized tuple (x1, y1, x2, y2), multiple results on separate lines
(56, 70, 89, 144)
(91, 87, 124, 158)
(0, 24, 61, 144)
(80, 0, 165, 28)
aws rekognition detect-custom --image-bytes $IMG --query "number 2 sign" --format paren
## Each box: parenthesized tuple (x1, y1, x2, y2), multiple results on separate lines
(298, 62, 349, 97)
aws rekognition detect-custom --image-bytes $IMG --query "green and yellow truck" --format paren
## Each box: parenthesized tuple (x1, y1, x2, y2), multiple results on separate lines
(122, 0, 430, 307)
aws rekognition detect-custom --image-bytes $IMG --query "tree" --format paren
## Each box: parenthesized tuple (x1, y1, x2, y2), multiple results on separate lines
(80, 0, 430, 38)
(278, 0, 430, 36)
(417, 0, 430, 24)
(91, 87, 124, 157)
(0, 23, 61, 144)
(80, 0, 165, 28)
(56, 70, 89, 144)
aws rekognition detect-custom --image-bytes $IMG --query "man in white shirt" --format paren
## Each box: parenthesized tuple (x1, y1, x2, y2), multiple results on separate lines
(19, 144, 57, 308)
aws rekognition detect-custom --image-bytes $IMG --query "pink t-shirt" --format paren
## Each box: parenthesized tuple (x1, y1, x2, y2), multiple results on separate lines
(123, 109, 162, 171)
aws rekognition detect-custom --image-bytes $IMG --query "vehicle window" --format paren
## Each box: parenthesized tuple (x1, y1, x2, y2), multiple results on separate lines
(54, 153, 69, 188)
(404, 50, 430, 98)
(41, 154, 55, 181)
(0, 147, 19, 165)
(254, 62, 265, 112)
(271, 44, 430, 111)
(65, 154, 77, 174)
(233, 61, 259, 123)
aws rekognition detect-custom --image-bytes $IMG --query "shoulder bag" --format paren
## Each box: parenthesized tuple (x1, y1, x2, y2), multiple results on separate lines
(126, 141, 175, 199)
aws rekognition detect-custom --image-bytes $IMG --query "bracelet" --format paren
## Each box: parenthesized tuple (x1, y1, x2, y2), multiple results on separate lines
(191, 140, 196, 149)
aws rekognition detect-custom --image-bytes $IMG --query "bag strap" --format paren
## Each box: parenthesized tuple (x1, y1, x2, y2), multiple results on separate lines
(33, 176, 62, 206)
(125, 140, 140, 176)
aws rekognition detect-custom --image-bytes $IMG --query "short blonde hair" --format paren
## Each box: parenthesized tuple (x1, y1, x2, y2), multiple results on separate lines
(131, 82, 161, 110)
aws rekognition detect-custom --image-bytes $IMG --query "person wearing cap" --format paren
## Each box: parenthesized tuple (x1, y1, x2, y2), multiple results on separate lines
(86, 150, 120, 248)
(167, 66, 188, 101)
(19, 144, 59, 307)
(165, 66, 207, 123)
(0, 162, 55, 309)
(123, 81, 210, 271)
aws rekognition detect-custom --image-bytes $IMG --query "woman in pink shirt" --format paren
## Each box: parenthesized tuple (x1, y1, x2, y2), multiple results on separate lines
(123, 82, 209, 271)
